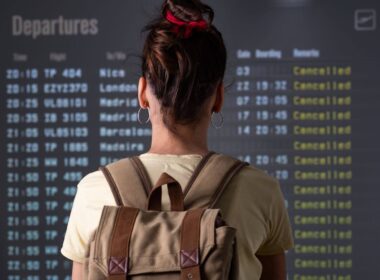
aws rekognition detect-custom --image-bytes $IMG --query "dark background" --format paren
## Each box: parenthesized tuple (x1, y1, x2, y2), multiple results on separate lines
(1, 0, 379, 278)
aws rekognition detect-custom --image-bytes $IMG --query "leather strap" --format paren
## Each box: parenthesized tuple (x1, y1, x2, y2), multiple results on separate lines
(183, 151, 215, 197)
(209, 160, 249, 208)
(180, 208, 205, 280)
(130, 156, 153, 194)
(99, 158, 149, 208)
(99, 166, 123, 206)
(147, 173, 184, 211)
(184, 153, 249, 209)
(107, 207, 139, 279)
(107, 275, 125, 280)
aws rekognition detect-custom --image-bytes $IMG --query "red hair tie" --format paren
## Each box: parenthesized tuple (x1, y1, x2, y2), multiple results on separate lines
(165, 10, 208, 38)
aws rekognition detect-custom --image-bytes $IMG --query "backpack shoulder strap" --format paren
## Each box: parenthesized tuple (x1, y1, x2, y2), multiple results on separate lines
(184, 153, 249, 209)
(98, 156, 153, 208)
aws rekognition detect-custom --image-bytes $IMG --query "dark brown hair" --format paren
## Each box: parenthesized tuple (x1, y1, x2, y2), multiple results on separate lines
(141, 0, 227, 130)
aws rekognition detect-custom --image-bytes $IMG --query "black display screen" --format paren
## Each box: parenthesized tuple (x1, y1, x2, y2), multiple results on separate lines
(1, 0, 379, 279)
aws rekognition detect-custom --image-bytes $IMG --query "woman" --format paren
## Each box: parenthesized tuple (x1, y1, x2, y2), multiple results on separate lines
(61, 0, 294, 279)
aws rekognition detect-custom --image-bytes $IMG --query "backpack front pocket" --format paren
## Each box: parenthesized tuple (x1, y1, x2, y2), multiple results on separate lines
(86, 206, 236, 279)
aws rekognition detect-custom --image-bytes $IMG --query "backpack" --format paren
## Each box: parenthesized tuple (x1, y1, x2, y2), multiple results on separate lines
(83, 151, 248, 279)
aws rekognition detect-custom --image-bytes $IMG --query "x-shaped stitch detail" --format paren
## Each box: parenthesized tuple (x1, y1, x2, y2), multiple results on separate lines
(108, 257, 128, 274)
(180, 249, 199, 268)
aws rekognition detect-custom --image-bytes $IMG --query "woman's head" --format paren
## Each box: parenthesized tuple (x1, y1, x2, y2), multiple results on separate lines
(139, 0, 227, 131)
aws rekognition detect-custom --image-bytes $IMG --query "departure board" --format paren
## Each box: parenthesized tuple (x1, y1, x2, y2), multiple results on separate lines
(1, 0, 380, 279)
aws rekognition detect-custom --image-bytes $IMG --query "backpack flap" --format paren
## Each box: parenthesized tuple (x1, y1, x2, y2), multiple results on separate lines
(90, 206, 236, 278)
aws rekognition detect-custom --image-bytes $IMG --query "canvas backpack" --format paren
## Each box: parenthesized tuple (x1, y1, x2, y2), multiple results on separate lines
(83, 151, 248, 279)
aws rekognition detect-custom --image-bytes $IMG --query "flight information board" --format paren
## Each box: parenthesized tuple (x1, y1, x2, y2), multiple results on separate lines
(1, 0, 380, 279)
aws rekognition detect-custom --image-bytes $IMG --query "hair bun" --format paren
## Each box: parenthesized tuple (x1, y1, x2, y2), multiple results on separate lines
(142, 0, 226, 129)
(163, 0, 214, 24)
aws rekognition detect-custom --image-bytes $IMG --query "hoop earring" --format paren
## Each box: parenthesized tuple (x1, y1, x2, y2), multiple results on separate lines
(211, 111, 224, 129)
(138, 107, 150, 124)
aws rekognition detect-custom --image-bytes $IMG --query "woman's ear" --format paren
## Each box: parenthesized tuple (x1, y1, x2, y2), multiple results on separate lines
(138, 76, 149, 108)
(213, 82, 224, 113)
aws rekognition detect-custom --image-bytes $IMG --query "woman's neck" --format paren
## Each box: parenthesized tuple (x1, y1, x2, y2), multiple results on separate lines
(147, 122, 210, 156)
